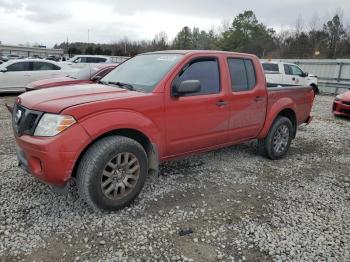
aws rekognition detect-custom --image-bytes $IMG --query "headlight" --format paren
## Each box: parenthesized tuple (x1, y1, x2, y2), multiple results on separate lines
(335, 95, 341, 101)
(34, 113, 76, 137)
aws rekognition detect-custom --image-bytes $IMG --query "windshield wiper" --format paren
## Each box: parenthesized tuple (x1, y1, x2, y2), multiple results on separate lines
(103, 81, 135, 91)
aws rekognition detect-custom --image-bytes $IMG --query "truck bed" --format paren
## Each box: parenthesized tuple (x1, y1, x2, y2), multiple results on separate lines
(267, 85, 314, 125)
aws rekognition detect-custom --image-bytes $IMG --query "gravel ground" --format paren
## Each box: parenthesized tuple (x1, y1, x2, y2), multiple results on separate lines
(0, 94, 349, 262)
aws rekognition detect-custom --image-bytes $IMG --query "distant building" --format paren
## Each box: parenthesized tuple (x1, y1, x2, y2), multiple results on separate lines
(0, 44, 64, 58)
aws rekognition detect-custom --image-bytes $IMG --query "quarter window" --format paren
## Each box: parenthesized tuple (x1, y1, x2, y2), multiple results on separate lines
(228, 58, 256, 92)
(7, 62, 31, 72)
(177, 58, 220, 95)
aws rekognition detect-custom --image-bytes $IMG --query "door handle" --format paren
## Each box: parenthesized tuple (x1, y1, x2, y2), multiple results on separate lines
(216, 100, 228, 107)
(254, 96, 263, 102)
(292, 77, 296, 81)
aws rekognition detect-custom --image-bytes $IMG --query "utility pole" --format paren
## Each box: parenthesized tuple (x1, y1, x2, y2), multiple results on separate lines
(66, 37, 69, 57)
(88, 29, 90, 43)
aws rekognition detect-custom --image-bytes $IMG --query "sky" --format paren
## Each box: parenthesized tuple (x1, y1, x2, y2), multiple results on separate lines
(0, 0, 349, 47)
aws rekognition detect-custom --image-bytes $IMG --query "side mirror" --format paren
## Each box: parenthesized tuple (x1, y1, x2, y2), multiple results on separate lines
(301, 72, 308, 77)
(173, 80, 201, 97)
(91, 75, 102, 82)
(0, 68, 7, 73)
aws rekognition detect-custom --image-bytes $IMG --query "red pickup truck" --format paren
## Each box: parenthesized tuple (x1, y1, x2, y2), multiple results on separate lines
(11, 50, 314, 211)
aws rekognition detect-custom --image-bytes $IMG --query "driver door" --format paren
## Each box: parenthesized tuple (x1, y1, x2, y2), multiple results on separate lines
(164, 56, 230, 156)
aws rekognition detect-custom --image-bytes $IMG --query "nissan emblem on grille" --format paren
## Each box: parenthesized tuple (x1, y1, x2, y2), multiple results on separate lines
(15, 109, 22, 124)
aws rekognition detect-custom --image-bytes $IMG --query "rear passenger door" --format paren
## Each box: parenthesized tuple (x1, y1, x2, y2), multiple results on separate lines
(226, 57, 267, 141)
(30, 61, 62, 82)
(165, 57, 229, 156)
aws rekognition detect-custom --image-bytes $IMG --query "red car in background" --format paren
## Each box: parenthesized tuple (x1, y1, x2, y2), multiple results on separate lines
(333, 90, 350, 117)
(26, 64, 118, 91)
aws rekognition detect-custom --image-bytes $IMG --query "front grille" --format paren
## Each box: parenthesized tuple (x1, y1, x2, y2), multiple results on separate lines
(342, 101, 350, 106)
(12, 104, 43, 136)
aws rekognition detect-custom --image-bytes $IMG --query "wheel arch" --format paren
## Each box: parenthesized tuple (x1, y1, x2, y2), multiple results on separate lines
(258, 98, 297, 140)
(71, 128, 159, 179)
(277, 108, 297, 138)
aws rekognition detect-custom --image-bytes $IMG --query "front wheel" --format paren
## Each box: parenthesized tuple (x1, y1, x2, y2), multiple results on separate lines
(258, 116, 293, 160)
(77, 136, 148, 211)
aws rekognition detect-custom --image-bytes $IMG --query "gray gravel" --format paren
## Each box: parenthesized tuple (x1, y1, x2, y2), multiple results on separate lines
(0, 95, 349, 261)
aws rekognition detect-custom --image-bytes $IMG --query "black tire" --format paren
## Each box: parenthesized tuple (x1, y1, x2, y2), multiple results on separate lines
(77, 136, 148, 211)
(311, 84, 319, 96)
(258, 116, 293, 160)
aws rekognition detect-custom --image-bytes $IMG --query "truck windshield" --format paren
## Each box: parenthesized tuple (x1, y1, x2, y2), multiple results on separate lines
(100, 54, 183, 92)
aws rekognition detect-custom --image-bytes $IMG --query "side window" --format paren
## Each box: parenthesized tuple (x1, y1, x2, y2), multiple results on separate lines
(262, 63, 279, 72)
(75, 57, 87, 63)
(290, 65, 303, 76)
(7, 62, 31, 72)
(33, 62, 60, 71)
(284, 64, 292, 75)
(87, 57, 107, 63)
(227, 58, 256, 92)
(177, 59, 220, 95)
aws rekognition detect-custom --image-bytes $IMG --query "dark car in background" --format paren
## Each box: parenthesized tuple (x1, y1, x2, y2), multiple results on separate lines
(26, 63, 118, 91)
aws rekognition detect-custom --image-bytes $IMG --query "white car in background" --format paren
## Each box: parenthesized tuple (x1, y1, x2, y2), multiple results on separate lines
(63, 55, 115, 69)
(0, 59, 77, 93)
(262, 61, 319, 94)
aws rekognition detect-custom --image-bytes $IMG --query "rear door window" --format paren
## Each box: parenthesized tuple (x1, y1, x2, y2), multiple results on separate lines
(284, 64, 292, 75)
(227, 58, 256, 92)
(87, 57, 107, 63)
(33, 62, 60, 71)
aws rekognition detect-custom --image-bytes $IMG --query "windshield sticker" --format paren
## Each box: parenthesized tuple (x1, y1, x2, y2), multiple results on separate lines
(157, 56, 178, 61)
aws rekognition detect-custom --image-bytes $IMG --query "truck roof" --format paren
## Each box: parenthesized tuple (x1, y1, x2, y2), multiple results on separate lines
(143, 50, 257, 57)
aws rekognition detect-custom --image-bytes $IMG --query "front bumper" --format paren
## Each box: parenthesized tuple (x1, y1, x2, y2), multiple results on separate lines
(333, 100, 350, 117)
(15, 123, 92, 187)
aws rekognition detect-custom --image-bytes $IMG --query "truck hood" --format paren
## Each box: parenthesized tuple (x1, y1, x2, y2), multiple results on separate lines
(18, 83, 143, 113)
(27, 77, 74, 89)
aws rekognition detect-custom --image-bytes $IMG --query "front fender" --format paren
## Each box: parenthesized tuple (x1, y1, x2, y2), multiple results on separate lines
(79, 110, 164, 156)
(257, 97, 297, 139)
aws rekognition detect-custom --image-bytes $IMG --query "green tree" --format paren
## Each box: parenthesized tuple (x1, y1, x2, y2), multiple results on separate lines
(173, 26, 193, 49)
(220, 10, 276, 57)
(323, 15, 345, 58)
(85, 45, 95, 55)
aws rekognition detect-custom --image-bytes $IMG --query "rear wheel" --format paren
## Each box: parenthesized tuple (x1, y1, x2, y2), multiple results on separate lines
(77, 136, 148, 211)
(258, 116, 293, 160)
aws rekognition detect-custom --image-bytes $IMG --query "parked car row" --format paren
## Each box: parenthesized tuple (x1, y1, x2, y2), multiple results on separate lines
(0, 59, 78, 93)
(26, 63, 118, 91)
